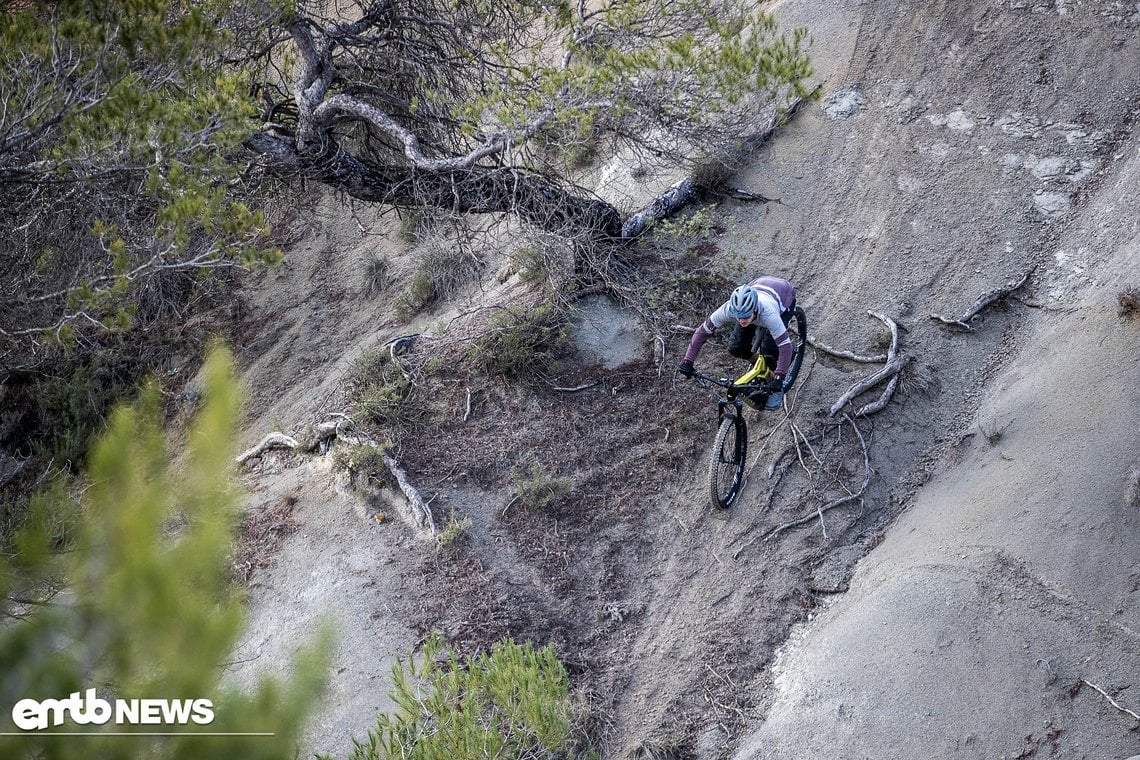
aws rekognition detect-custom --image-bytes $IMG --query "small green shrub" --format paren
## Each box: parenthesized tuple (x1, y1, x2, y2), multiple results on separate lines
(347, 351, 412, 427)
(436, 509, 472, 547)
(331, 444, 388, 477)
(644, 270, 733, 324)
(653, 204, 716, 239)
(508, 238, 573, 288)
(396, 210, 424, 245)
(331, 443, 393, 501)
(510, 242, 551, 286)
(510, 462, 571, 512)
(469, 302, 570, 380)
(25, 358, 141, 468)
(338, 633, 585, 760)
(561, 139, 597, 171)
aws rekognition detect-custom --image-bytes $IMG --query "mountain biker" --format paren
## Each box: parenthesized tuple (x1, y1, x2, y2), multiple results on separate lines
(677, 276, 797, 411)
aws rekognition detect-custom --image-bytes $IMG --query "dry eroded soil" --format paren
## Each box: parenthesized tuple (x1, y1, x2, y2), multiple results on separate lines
(229, 1, 1140, 757)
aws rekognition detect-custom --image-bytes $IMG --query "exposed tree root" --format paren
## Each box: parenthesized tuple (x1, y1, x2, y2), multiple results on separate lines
(828, 311, 911, 418)
(1081, 679, 1140, 723)
(762, 415, 871, 542)
(808, 337, 887, 363)
(379, 450, 437, 536)
(235, 432, 302, 464)
(235, 417, 436, 538)
(929, 269, 1033, 330)
(854, 372, 904, 417)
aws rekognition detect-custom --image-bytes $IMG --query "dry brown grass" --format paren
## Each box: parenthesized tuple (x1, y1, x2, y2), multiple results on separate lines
(231, 495, 300, 584)
(1118, 287, 1139, 320)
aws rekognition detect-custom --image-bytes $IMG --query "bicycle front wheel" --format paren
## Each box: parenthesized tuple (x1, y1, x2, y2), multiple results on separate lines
(706, 414, 748, 509)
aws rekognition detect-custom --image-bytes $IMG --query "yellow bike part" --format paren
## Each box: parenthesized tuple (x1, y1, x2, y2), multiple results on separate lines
(733, 354, 773, 386)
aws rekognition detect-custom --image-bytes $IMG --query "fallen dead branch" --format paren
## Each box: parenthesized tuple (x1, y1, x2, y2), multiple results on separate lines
(549, 381, 599, 392)
(1081, 679, 1140, 723)
(719, 186, 782, 204)
(930, 269, 1032, 330)
(762, 415, 871, 542)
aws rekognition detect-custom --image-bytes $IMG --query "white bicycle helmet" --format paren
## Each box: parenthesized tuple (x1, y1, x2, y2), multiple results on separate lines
(727, 285, 758, 319)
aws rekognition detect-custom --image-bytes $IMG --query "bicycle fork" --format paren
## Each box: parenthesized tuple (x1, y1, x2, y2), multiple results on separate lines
(717, 397, 743, 423)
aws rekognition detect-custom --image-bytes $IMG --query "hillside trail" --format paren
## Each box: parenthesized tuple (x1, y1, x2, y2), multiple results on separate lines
(223, 0, 1140, 758)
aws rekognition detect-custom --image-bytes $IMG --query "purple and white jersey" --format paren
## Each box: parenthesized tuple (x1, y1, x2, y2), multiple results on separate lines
(683, 276, 797, 375)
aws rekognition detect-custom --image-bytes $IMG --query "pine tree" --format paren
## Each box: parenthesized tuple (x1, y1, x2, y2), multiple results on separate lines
(0, 346, 328, 760)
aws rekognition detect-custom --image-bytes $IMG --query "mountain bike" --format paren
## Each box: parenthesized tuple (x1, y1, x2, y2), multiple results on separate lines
(690, 306, 808, 510)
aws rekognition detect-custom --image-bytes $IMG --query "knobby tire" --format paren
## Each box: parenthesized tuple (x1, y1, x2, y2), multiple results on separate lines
(707, 414, 747, 510)
(783, 306, 808, 392)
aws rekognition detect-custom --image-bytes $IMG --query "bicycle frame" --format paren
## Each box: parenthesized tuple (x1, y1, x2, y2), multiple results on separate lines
(696, 354, 777, 420)
(687, 306, 806, 511)
(695, 355, 774, 510)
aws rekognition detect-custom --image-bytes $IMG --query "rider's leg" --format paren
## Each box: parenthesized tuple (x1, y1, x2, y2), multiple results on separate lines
(753, 329, 784, 410)
(753, 329, 778, 370)
(728, 323, 757, 361)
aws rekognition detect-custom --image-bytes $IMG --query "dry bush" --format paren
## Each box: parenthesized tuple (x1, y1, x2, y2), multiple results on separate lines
(1118, 287, 1139, 319)
(395, 238, 484, 319)
(363, 254, 391, 297)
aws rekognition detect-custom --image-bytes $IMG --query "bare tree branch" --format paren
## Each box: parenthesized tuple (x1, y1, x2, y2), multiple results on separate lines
(930, 269, 1033, 330)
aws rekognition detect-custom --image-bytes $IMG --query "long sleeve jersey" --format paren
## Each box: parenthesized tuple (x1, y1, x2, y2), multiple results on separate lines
(683, 276, 797, 376)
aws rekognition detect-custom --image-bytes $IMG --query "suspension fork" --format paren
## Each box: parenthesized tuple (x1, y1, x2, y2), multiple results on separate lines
(717, 396, 744, 424)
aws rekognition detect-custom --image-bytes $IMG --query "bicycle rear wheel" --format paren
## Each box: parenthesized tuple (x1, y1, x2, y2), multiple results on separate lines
(782, 306, 808, 391)
(706, 413, 748, 509)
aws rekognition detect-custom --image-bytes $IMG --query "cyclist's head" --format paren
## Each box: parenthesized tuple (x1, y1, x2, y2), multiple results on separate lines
(727, 285, 757, 319)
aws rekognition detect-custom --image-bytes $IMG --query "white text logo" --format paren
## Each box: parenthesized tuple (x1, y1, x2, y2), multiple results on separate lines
(11, 689, 214, 731)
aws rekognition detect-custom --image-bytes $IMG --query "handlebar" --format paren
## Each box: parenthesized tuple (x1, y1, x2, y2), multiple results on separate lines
(688, 372, 783, 394)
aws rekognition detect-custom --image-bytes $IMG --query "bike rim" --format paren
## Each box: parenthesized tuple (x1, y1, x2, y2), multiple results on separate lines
(710, 417, 746, 508)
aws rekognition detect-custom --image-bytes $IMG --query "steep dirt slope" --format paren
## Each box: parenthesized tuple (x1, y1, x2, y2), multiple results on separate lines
(221, 0, 1140, 757)
(605, 0, 1140, 754)
(735, 123, 1140, 759)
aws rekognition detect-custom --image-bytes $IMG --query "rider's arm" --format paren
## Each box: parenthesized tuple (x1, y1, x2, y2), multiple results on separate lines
(683, 304, 733, 363)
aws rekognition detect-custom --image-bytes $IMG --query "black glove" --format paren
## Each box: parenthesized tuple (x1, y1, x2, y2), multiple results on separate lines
(678, 360, 696, 378)
(765, 377, 785, 392)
